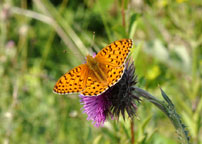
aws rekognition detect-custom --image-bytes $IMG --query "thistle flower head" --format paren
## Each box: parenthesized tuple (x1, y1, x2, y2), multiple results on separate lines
(80, 58, 139, 127)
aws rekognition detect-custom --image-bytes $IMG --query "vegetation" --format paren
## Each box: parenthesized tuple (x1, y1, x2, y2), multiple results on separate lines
(0, 0, 201, 143)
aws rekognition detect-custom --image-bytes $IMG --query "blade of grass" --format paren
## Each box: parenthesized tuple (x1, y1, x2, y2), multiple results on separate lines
(34, 0, 88, 57)
(11, 6, 83, 60)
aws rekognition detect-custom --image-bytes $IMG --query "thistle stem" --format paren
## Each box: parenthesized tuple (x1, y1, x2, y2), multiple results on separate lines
(130, 118, 135, 144)
(133, 87, 190, 144)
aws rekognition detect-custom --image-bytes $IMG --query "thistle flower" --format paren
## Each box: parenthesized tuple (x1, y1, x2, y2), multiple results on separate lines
(80, 59, 140, 127)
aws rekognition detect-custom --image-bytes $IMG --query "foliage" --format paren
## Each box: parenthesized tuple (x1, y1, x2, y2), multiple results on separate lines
(0, 0, 201, 144)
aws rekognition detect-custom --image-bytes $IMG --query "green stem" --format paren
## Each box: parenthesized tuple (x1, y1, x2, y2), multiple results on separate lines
(134, 87, 190, 144)
(130, 118, 135, 144)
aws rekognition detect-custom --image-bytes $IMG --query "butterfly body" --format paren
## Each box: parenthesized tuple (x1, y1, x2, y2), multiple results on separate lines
(86, 55, 108, 85)
(53, 39, 133, 96)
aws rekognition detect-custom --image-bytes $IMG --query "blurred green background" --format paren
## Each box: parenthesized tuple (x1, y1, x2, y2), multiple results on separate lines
(0, 0, 201, 143)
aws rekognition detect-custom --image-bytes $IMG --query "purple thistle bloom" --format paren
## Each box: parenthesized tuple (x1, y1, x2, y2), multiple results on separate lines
(80, 58, 139, 127)
(80, 94, 111, 127)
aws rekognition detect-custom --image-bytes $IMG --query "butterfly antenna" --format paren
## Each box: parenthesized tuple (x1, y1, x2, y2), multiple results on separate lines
(87, 32, 97, 56)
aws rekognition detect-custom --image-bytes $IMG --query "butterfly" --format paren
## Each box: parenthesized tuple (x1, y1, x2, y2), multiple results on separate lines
(53, 39, 133, 96)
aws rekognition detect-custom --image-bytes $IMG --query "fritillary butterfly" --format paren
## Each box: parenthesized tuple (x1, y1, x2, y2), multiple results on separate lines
(53, 39, 133, 96)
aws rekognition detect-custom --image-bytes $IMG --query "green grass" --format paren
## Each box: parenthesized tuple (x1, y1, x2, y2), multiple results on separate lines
(0, 0, 201, 143)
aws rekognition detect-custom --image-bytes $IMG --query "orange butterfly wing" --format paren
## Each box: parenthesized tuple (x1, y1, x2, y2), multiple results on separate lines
(53, 64, 88, 95)
(95, 39, 133, 67)
(81, 39, 133, 96)
(106, 64, 125, 87)
(96, 38, 132, 86)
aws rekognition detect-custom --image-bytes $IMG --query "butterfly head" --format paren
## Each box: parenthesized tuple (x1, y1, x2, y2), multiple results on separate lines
(86, 55, 98, 69)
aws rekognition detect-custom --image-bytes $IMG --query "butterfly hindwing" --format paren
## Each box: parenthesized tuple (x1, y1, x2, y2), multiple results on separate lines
(107, 65, 125, 87)
(81, 77, 109, 96)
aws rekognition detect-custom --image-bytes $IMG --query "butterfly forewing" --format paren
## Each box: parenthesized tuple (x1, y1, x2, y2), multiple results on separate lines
(53, 64, 88, 94)
(95, 39, 133, 67)
(94, 39, 132, 92)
